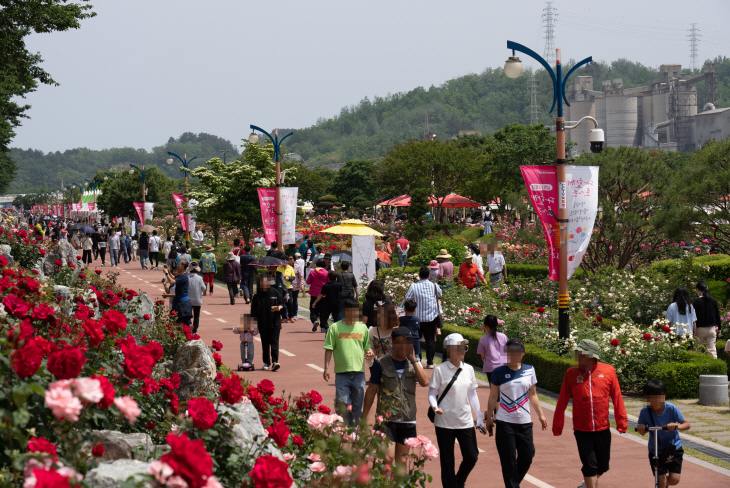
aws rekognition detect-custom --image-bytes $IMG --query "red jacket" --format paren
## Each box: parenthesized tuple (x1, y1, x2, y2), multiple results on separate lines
(457, 262, 484, 289)
(552, 362, 628, 435)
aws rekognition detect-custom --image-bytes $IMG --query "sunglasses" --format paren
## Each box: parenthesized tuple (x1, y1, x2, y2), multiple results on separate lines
(450, 345, 469, 352)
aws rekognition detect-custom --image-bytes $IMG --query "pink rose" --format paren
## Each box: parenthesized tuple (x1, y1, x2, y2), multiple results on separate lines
(283, 453, 296, 461)
(307, 453, 321, 462)
(146, 461, 175, 484)
(45, 383, 83, 421)
(114, 396, 141, 424)
(416, 435, 432, 445)
(203, 476, 224, 488)
(423, 443, 439, 460)
(310, 462, 326, 473)
(403, 437, 421, 448)
(334, 465, 353, 479)
(240, 395, 251, 404)
(167, 475, 188, 488)
(73, 378, 103, 403)
(376, 415, 384, 422)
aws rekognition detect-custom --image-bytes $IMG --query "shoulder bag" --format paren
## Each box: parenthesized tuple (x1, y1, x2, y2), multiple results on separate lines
(433, 282, 443, 330)
(428, 367, 462, 423)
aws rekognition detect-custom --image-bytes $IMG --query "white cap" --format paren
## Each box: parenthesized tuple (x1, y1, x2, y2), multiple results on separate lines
(443, 333, 468, 346)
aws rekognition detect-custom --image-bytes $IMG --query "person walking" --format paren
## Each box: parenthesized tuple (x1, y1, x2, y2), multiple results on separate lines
(429, 333, 485, 488)
(485, 241, 507, 287)
(485, 338, 548, 488)
(97, 232, 108, 266)
(200, 245, 218, 295)
(139, 232, 149, 269)
(223, 252, 242, 305)
(163, 235, 173, 261)
(484, 211, 493, 235)
(404, 267, 443, 369)
(164, 259, 193, 327)
(323, 298, 374, 426)
(266, 241, 285, 259)
(130, 235, 138, 262)
(289, 255, 304, 322)
(436, 249, 454, 288)
(553, 339, 628, 488)
(81, 233, 93, 265)
(277, 257, 296, 320)
(693, 281, 721, 358)
(251, 274, 285, 371)
(362, 326, 429, 466)
(362, 279, 392, 329)
(477, 315, 508, 384)
(108, 229, 120, 267)
(458, 251, 489, 289)
(665, 286, 697, 336)
(312, 270, 342, 333)
(91, 227, 100, 260)
(240, 245, 255, 304)
(469, 243, 484, 275)
(120, 229, 130, 264)
(336, 261, 359, 313)
(188, 261, 207, 335)
(368, 303, 399, 362)
(307, 258, 330, 332)
(395, 236, 410, 268)
(149, 230, 162, 270)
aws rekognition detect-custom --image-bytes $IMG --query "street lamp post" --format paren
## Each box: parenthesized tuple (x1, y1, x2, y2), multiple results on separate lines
(248, 125, 294, 246)
(129, 165, 149, 203)
(103, 172, 117, 181)
(166, 152, 197, 246)
(504, 41, 604, 340)
(84, 179, 98, 203)
(218, 149, 230, 164)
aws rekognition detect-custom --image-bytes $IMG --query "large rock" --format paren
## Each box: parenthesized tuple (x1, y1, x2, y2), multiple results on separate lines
(0, 244, 13, 265)
(84, 459, 150, 488)
(88, 430, 154, 462)
(218, 403, 287, 460)
(171, 339, 216, 401)
(40, 239, 83, 279)
(120, 293, 156, 337)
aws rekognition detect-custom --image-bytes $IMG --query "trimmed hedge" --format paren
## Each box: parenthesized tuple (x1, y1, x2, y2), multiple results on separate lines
(651, 254, 730, 281)
(453, 227, 484, 242)
(646, 350, 727, 399)
(707, 280, 728, 304)
(376, 266, 421, 282)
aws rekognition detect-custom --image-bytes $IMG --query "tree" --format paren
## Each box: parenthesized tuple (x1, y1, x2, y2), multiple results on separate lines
(317, 194, 339, 214)
(350, 196, 372, 212)
(330, 159, 376, 205)
(375, 139, 484, 222)
(293, 164, 332, 203)
(1, 1, 95, 192)
(96, 167, 177, 219)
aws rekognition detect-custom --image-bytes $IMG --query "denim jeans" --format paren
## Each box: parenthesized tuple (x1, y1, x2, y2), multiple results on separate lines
(289, 290, 299, 317)
(109, 249, 119, 266)
(398, 250, 407, 267)
(334, 372, 366, 426)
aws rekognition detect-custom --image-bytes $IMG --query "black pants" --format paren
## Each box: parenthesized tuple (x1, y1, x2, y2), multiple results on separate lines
(260, 327, 281, 366)
(435, 426, 479, 488)
(192, 305, 201, 334)
(93, 246, 98, 259)
(320, 306, 340, 329)
(309, 296, 320, 324)
(226, 282, 237, 304)
(495, 421, 535, 488)
(241, 273, 253, 299)
(98, 248, 106, 264)
(420, 318, 439, 365)
(149, 251, 159, 267)
(574, 429, 612, 478)
(82, 250, 92, 265)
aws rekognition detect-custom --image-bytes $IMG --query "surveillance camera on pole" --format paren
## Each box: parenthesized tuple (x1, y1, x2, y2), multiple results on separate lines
(589, 128, 605, 153)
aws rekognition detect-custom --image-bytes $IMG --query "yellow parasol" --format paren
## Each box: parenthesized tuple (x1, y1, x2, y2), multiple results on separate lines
(322, 219, 384, 236)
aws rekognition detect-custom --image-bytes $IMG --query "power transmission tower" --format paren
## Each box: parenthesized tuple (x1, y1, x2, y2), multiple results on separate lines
(529, 72, 542, 125)
(688, 23, 701, 71)
(542, 1, 558, 66)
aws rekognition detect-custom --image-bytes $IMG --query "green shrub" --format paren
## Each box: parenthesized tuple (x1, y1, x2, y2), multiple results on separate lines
(434, 323, 484, 369)
(412, 236, 466, 267)
(646, 350, 728, 399)
(523, 344, 574, 393)
(651, 254, 730, 281)
(718, 340, 730, 372)
(507, 264, 548, 280)
(454, 227, 483, 242)
(376, 266, 421, 282)
(707, 280, 728, 305)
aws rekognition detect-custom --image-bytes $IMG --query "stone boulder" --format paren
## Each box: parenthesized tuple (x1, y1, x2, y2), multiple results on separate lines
(84, 459, 150, 488)
(171, 339, 216, 401)
(39, 239, 83, 279)
(86, 430, 154, 462)
(120, 293, 156, 337)
(0, 244, 13, 265)
(218, 402, 286, 460)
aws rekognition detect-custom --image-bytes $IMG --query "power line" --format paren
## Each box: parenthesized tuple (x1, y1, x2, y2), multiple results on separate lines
(529, 72, 542, 125)
(688, 23, 701, 71)
(542, 1, 558, 66)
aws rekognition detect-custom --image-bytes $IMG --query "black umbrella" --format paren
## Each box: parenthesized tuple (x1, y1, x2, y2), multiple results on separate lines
(330, 250, 353, 263)
(248, 256, 287, 267)
(67, 223, 88, 231)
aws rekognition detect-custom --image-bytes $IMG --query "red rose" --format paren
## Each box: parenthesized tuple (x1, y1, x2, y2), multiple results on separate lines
(101, 310, 127, 336)
(76, 256, 82, 260)
(0, 255, 7, 267)
(292, 435, 304, 447)
(31, 305, 55, 322)
(122, 340, 155, 380)
(160, 373, 180, 391)
(187, 397, 217, 429)
(166, 391, 180, 414)
(141, 377, 160, 397)
(537, 307, 545, 313)
(266, 418, 290, 448)
(654, 337, 661, 341)
(132, 318, 139, 324)
(213, 352, 222, 366)
(317, 404, 331, 415)
(38, 249, 45, 256)
(3, 295, 30, 318)
(68, 263, 76, 270)
(596, 316, 603, 322)
(308, 390, 322, 404)
(662, 325, 671, 333)
(467, 318, 474, 324)
(54, 260, 62, 267)
(250, 455, 293, 488)
(211, 340, 222, 351)
(10, 319, 35, 347)
(143, 314, 150, 320)
(47, 345, 86, 380)
(610, 339, 620, 347)
(548, 323, 554, 327)
(145, 421, 156, 430)
(621, 350, 627, 355)
(161, 433, 213, 488)
(92, 443, 105, 457)
(11, 339, 45, 379)
(145, 341, 164, 362)
(219, 375, 244, 405)
(32, 468, 70, 488)
(27, 437, 58, 461)
(91, 374, 116, 408)
(642, 333, 652, 341)
(82, 319, 104, 348)
(95, 269, 101, 275)
(78, 274, 86, 279)
(257, 379, 275, 397)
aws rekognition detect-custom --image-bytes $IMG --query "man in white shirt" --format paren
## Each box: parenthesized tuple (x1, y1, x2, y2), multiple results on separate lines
(149, 230, 162, 270)
(192, 228, 204, 247)
(484, 243, 507, 286)
(107, 229, 120, 267)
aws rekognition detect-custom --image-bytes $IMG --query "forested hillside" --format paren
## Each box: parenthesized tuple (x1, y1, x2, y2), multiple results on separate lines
(9, 132, 239, 193)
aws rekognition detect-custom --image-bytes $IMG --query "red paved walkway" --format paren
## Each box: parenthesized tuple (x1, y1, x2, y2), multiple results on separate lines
(100, 259, 730, 488)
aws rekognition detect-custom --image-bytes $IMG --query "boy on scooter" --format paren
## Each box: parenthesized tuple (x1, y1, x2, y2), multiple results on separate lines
(233, 314, 259, 371)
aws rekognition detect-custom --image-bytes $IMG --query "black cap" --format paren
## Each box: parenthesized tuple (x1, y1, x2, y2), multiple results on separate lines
(323, 253, 332, 259)
(391, 326, 416, 340)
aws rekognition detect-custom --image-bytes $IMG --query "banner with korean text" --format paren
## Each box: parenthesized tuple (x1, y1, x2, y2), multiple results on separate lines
(565, 166, 599, 279)
(521, 166, 559, 281)
(257, 188, 278, 246)
(280, 187, 298, 245)
(143, 202, 154, 222)
(133, 203, 144, 224)
(172, 193, 187, 231)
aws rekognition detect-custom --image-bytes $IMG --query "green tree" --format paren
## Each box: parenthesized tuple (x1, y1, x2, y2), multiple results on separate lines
(96, 167, 177, 219)
(1, 1, 95, 192)
(317, 194, 338, 214)
(330, 159, 376, 205)
(293, 164, 332, 203)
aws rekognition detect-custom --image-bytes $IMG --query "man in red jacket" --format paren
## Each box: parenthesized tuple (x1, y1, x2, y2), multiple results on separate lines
(553, 339, 627, 488)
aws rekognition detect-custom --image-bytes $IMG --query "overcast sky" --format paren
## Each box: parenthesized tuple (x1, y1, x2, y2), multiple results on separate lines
(12, 0, 729, 152)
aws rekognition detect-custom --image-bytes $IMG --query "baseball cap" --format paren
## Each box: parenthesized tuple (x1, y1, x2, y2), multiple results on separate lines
(391, 326, 416, 340)
(573, 339, 600, 360)
(443, 333, 468, 346)
(295, 252, 301, 257)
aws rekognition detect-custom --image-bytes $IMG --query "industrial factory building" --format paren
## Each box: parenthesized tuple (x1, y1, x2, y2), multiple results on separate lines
(564, 63, 724, 154)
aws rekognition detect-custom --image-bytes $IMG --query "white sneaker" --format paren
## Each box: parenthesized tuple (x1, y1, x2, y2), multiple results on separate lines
(272, 362, 281, 372)
(262, 364, 270, 371)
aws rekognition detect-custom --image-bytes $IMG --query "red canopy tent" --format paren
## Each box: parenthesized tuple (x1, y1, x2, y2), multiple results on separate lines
(378, 193, 482, 208)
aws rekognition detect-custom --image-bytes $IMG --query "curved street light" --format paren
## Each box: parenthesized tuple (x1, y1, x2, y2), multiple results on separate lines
(129, 165, 150, 202)
(167, 152, 197, 244)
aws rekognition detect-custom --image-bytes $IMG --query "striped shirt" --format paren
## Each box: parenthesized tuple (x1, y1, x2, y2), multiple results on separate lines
(404, 279, 443, 322)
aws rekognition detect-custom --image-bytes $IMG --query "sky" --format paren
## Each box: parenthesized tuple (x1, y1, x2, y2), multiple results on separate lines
(12, 0, 730, 153)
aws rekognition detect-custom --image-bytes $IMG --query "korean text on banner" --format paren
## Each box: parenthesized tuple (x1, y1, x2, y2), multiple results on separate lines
(187, 198, 198, 233)
(172, 193, 187, 231)
(52, 205, 58, 216)
(521, 166, 559, 281)
(143, 202, 154, 222)
(565, 166, 599, 279)
(257, 188, 278, 246)
(88, 203, 96, 212)
(133, 202, 144, 224)
(280, 187, 298, 245)
(352, 235, 376, 283)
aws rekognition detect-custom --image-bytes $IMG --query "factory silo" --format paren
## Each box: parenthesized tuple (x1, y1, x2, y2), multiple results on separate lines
(566, 100, 596, 154)
(606, 96, 639, 147)
(595, 97, 607, 134)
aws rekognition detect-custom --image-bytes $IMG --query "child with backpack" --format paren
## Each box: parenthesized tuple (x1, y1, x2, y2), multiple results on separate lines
(233, 314, 259, 371)
(200, 245, 218, 295)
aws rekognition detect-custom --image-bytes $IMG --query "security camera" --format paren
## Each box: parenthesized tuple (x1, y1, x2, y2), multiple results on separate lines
(589, 128, 605, 153)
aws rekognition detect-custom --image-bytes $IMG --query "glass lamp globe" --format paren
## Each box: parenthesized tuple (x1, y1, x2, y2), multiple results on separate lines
(248, 131, 259, 144)
(129, 169, 134, 175)
(166, 156, 173, 165)
(504, 56, 524, 79)
(104, 176, 108, 181)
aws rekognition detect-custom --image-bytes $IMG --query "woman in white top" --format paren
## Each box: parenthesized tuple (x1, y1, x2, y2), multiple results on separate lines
(665, 286, 697, 336)
(429, 333, 485, 488)
(469, 243, 484, 275)
(81, 234, 94, 265)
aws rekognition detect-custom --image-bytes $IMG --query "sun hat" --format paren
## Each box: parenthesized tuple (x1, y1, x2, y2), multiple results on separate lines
(205, 245, 215, 252)
(428, 260, 439, 269)
(295, 252, 301, 257)
(464, 251, 473, 259)
(190, 261, 202, 272)
(573, 339, 600, 359)
(391, 326, 417, 340)
(226, 252, 236, 261)
(436, 249, 452, 259)
(443, 333, 468, 346)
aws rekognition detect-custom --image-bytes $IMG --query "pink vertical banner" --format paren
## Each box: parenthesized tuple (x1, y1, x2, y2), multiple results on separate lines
(257, 188, 278, 246)
(52, 204, 58, 215)
(44, 205, 49, 215)
(68, 204, 73, 216)
(75, 204, 83, 212)
(88, 203, 96, 212)
(172, 193, 187, 231)
(520, 165, 559, 281)
(133, 202, 145, 224)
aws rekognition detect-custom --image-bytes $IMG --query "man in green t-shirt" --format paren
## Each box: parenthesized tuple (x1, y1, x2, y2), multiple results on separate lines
(323, 298, 374, 426)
